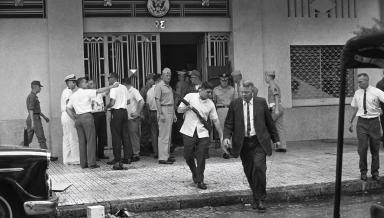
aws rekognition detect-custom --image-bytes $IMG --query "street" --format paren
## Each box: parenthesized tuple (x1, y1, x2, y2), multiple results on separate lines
(133, 191, 384, 218)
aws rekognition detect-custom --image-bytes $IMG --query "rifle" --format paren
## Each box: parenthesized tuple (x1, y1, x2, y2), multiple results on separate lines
(180, 99, 211, 131)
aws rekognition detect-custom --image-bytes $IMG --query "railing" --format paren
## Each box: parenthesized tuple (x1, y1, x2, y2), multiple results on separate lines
(83, 0, 229, 17)
(0, 0, 46, 18)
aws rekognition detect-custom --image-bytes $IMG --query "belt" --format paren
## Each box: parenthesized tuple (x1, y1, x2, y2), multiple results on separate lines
(33, 113, 40, 115)
(111, 108, 126, 111)
(358, 116, 379, 120)
(161, 104, 174, 107)
(216, 105, 229, 109)
(78, 112, 92, 116)
(149, 110, 157, 112)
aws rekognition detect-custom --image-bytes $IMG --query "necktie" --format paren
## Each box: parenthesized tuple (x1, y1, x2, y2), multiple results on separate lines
(246, 102, 251, 137)
(363, 89, 367, 114)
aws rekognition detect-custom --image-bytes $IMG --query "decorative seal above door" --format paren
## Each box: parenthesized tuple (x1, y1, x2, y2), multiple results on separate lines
(147, 0, 170, 17)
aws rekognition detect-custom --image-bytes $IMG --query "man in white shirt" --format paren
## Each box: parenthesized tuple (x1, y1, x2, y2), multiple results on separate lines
(146, 75, 159, 158)
(61, 74, 80, 165)
(349, 73, 384, 181)
(106, 73, 130, 170)
(178, 82, 223, 190)
(88, 80, 108, 160)
(66, 77, 117, 169)
(123, 76, 144, 162)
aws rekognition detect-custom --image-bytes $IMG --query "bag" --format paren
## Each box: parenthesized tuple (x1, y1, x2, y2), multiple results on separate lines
(271, 104, 284, 121)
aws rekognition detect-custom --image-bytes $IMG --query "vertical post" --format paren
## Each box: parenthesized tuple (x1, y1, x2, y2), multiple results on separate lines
(333, 65, 347, 218)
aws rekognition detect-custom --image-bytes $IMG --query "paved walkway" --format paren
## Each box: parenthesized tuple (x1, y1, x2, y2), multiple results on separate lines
(49, 139, 383, 214)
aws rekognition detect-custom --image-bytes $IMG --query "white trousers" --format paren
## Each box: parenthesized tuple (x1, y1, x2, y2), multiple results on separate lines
(61, 112, 80, 165)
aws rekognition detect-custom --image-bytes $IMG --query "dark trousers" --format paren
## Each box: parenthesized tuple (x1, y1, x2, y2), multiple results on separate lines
(149, 110, 158, 155)
(75, 113, 96, 168)
(93, 112, 107, 158)
(140, 106, 152, 154)
(240, 136, 267, 202)
(110, 109, 131, 162)
(357, 117, 381, 176)
(25, 114, 47, 149)
(182, 131, 210, 183)
(380, 114, 384, 142)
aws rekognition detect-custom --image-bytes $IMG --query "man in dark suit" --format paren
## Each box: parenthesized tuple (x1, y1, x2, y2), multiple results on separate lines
(223, 80, 280, 213)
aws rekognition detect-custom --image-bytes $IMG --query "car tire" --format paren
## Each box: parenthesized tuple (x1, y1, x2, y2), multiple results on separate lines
(0, 190, 23, 218)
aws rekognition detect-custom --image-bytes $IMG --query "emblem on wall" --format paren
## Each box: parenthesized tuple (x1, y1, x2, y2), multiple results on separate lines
(147, 0, 170, 18)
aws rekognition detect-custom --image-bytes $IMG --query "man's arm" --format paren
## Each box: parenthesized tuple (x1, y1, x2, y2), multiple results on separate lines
(212, 118, 223, 141)
(96, 83, 119, 94)
(28, 110, 34, 128)
(263, 99, 279, 143)
(106, 98, 116, 109)
(66, 107, 77, 120)
(223, 101, 234, 139)
(40, 112, 49, 123)
(348, 107, 358, 133)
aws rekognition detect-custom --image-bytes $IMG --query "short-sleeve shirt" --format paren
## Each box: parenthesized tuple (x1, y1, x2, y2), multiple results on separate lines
(179, 93, 218, 138)
(234, 80, 244, 99)
(61, 88, 72, 113)
(67, 88, 97, 115)
(213, 85, 235, 106)
(109, 84, 128, 109)
(126, 86, 144, 119)
(26, 92, 41, 114)
(154, 80, 174, 106)
(267, 82, 282, 105)
(146, 85, 157, 111)
(351, 85, 384, 118)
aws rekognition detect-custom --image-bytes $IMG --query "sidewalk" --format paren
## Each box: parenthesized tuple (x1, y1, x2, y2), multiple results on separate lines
(50, 139, 384, 217)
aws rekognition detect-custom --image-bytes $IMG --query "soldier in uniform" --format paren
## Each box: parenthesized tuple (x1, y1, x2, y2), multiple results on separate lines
(25, 81, 58, 161)
(213, 73, 235, 159)
(188, 70, 203, 94)
(173, 70, 189, 149)
(265, 71, 287, 152)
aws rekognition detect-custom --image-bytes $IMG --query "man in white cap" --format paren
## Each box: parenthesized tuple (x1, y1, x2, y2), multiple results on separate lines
(265, 71, 287, 152)
(155, 67, 177, 164)
(61, 74, 80, 165)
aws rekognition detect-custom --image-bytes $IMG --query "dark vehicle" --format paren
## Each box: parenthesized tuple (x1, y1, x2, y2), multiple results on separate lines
(0, 146, 58, 217)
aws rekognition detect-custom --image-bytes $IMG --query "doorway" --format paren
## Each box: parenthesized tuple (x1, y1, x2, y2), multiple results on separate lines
(160, 32, 203, 88)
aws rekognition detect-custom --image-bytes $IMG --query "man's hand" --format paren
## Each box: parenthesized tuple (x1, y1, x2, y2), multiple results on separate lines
(44, 117, 50, 123)
(348, 123, 354, 133)
(158, 113, 165, 122)
(173, 114, 177, 123)
(222, 138, 232, 154)
(111, 82, 119, 88)
(274, 141, 281, 149)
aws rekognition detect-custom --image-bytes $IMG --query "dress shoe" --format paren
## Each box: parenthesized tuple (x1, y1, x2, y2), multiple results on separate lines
(113, 163, 127, 170)
(107, 160, 118, 165)
(361, 174, 368, 181)
(197, 182, 207, 190)
(50, 157, 58, 161)
(131, 156, 140, 162)
(168, 157, 176, 162)
(158, 160, 173, 164)
(122, 159, 131, 164)
(222, 153, 230, 159)
(372, 175, 380, 181)
(275, 148, 287, 152)
(89, 165, 100, 169)
(252, 201, 266, 213)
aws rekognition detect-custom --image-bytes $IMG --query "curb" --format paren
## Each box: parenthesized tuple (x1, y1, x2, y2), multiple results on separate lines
(55, 179, 384, 217)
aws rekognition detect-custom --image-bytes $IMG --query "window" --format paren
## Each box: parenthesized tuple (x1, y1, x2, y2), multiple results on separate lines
(287, 0, 357, 18)
(0, 0, 46, 18)
(290, 45, 355, 106)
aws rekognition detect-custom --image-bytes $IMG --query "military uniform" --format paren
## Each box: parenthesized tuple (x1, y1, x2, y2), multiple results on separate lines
(267, 76, 286, 151)
(213, 74, 235, 131)
(25, 81, 47, 149)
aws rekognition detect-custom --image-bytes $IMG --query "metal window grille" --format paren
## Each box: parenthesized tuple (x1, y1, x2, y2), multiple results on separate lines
(207, 33, 229, 67)
(287, 0, 357, 18)
(83, 0, 230, 17)
(0, 0, 46, 18)
(290, 45, 355, 99)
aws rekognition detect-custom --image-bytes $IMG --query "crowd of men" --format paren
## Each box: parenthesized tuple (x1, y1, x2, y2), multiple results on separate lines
(24, 68, 288, 212)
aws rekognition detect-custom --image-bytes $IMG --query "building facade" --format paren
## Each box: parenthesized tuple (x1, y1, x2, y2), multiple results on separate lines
(0, 0, 382, 157)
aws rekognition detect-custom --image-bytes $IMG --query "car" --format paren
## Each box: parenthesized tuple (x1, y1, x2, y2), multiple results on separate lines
(0, 145, 58, 217)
